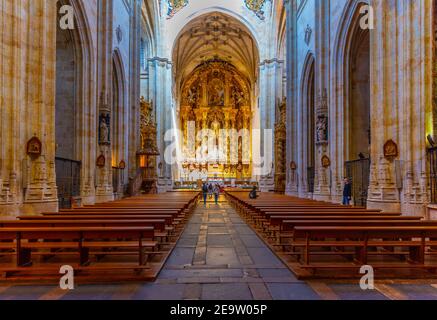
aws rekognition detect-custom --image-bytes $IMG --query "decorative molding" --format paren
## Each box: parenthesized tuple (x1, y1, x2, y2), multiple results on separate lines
(259, 58, 284, 67)
(96, 155, 106, 168)
(26, 137, 42, 157)
(383, 139, 399, 160)
(317, 88, 328, 114)
(321, 155, 331, 168)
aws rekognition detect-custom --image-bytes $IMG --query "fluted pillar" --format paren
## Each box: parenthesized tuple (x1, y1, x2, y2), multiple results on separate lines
(284, 0, 299, 196)
(95, 0, 114, 202)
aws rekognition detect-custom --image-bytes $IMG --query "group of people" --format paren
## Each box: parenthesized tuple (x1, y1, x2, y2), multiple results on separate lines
(201, 182, 260, 206)
(201, 182, 223, 205)
(200, 178, 352, 205)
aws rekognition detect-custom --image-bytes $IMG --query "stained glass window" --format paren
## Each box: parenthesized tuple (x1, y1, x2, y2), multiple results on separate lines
(167, 0, 189, 19)
(244, 0, 267, 20)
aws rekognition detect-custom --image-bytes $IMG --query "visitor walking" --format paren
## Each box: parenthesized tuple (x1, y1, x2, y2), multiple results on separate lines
(208, 183, 213, 199)
(202, 183, 208, 205)
(213, 184, 220, 205)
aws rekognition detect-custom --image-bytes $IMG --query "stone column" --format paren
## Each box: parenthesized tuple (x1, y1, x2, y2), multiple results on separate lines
(367, 0, 432, 216)
(95, 0, 114, 203)
(0, 0, 27, 214)
(1, 0, 65, 215)
(148, 57, 173, 192)
(128, 0, 143, 179)
(258, 59, 283, 191)
(367, 0, 400, 212)
(284, 0, 299, 196)
(313, 0, 331, 201)
(22, 0, 59, 214)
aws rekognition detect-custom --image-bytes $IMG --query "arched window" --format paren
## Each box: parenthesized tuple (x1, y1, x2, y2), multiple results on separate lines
(140, 38, 146, 71)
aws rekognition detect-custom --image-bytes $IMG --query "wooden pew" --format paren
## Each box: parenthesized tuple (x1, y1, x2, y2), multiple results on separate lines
(19, 215, 175, 226)
(292, 226, 437, 272)
(0, 226, 156, 270)
(0, 191, 201, 282)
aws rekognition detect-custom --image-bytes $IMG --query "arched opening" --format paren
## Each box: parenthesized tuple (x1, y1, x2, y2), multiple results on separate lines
(299, 53, 316, 197)
(345, 3, 371, 207)
(172, 12, 259, 187)
(348, 26, 370, 160)
(111, 53, 126, 199)
(55, 0, 81, 208)
(305, 59, 316, 195)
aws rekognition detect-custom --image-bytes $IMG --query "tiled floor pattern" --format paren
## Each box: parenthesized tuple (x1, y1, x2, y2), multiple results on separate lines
(1, 201, 437, 300)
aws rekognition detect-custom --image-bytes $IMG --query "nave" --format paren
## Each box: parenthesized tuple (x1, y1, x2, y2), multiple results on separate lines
(1, 198, 437, 300)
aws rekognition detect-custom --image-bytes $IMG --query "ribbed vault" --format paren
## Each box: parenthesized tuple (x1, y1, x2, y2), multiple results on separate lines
(172, 12, 259, 94)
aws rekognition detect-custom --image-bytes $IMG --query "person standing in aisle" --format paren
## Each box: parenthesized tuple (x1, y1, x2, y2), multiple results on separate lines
(213, 184, 221, 205)
(202, 182, 208, 205)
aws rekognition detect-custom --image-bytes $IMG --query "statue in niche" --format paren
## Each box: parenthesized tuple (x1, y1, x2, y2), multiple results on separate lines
(233, 89, 246, 107)
(186, 85, 199, 107)
(316, 116, 328, 143)
(99, 114, 110, 145)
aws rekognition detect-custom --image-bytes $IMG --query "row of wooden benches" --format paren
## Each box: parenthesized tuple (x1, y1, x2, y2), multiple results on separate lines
(0, 191, 200, 282)
(225, 191, 437, 278)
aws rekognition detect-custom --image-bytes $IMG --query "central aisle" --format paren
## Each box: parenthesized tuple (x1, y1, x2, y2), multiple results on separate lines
(154, 199, 320, 300)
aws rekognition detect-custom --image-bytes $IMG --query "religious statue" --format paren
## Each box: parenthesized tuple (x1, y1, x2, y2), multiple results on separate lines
(185, 85, 200, 107)
(233, 89, 247, 107)
(99, 114, 110, 145)
(316, 116, 328, 143)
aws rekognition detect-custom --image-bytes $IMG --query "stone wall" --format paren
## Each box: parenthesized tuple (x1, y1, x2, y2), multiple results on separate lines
(0, 0, 143, 216)
(285, 0, 433, 217)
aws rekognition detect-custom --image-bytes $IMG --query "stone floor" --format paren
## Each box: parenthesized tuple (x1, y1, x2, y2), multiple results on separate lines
(1, 200, 437, 300)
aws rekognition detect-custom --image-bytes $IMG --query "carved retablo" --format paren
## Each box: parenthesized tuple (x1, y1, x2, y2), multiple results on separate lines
(179, 59, 252, 180)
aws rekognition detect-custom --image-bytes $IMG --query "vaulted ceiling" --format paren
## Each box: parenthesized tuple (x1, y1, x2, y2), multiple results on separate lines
(172, 12, 259, 92)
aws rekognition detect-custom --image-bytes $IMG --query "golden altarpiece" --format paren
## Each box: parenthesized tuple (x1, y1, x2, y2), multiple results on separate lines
(136, 97, 160, 194)
(179, 60, 253, 181)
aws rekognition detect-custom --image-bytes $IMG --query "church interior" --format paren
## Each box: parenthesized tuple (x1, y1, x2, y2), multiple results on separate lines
(1, 0, 437, 301)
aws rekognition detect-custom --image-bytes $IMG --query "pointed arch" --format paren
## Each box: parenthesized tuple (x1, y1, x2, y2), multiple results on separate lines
(111, 48, 128, 198)
(331, 0, 369, 159)
(111, 48, 127, 157)
(330, 0, 370, 206)
(299, 51, 316, 197)
(55, 0, 97, 206)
